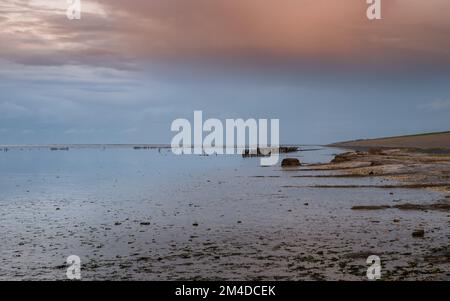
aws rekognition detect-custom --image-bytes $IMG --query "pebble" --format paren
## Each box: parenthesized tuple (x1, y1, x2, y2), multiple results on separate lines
(412, 229, 425, 238)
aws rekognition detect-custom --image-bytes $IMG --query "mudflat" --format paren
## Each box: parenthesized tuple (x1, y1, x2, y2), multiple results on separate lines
(1, 146, 449, 280)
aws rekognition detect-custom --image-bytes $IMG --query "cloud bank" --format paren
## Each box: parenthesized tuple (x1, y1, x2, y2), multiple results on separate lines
(1, 0, 450, 69)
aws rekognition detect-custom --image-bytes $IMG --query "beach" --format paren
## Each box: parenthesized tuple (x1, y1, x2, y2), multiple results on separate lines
(0, 139, 449, 281)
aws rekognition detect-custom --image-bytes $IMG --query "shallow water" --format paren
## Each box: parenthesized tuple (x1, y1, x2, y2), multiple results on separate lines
(0, 146, 448, 280)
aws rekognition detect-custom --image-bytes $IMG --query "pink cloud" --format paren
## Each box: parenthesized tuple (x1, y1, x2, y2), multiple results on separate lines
(1, 0, 450, 68)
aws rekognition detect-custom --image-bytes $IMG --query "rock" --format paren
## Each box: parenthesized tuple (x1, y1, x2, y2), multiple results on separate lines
(351, 205, 391, 210)
(412, 229, 425, 238)
(281, 158, 301, 167)
(192, 223, 199, 227)
(140, 222, 151, 226)
(331, 152, 356, 163)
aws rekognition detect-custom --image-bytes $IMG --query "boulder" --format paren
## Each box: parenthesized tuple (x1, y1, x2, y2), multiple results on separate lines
(281, 158, 301, 167)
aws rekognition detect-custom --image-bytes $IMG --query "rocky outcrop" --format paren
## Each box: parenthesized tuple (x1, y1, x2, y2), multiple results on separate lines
(242, 146, 299, 158)
(331, 152, 357, 163)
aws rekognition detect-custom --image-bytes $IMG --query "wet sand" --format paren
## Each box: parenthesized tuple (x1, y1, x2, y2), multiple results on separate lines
(0, 147, 449, 280)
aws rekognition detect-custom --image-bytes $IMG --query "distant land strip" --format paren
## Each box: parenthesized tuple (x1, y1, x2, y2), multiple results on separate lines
(329, 131, 450, 151)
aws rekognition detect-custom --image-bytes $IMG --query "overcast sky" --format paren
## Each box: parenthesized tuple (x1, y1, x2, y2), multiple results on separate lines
(1, 0, 450, 144)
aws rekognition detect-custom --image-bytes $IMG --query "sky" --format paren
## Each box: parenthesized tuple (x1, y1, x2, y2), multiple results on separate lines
(1, 0, 450, 144)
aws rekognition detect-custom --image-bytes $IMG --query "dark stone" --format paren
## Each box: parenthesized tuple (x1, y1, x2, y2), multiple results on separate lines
(281, 158, 301, 167)
(412, 229, 425, 238)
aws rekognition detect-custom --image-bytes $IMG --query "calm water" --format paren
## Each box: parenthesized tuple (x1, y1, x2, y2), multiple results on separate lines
(0, 145, 343, 202)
